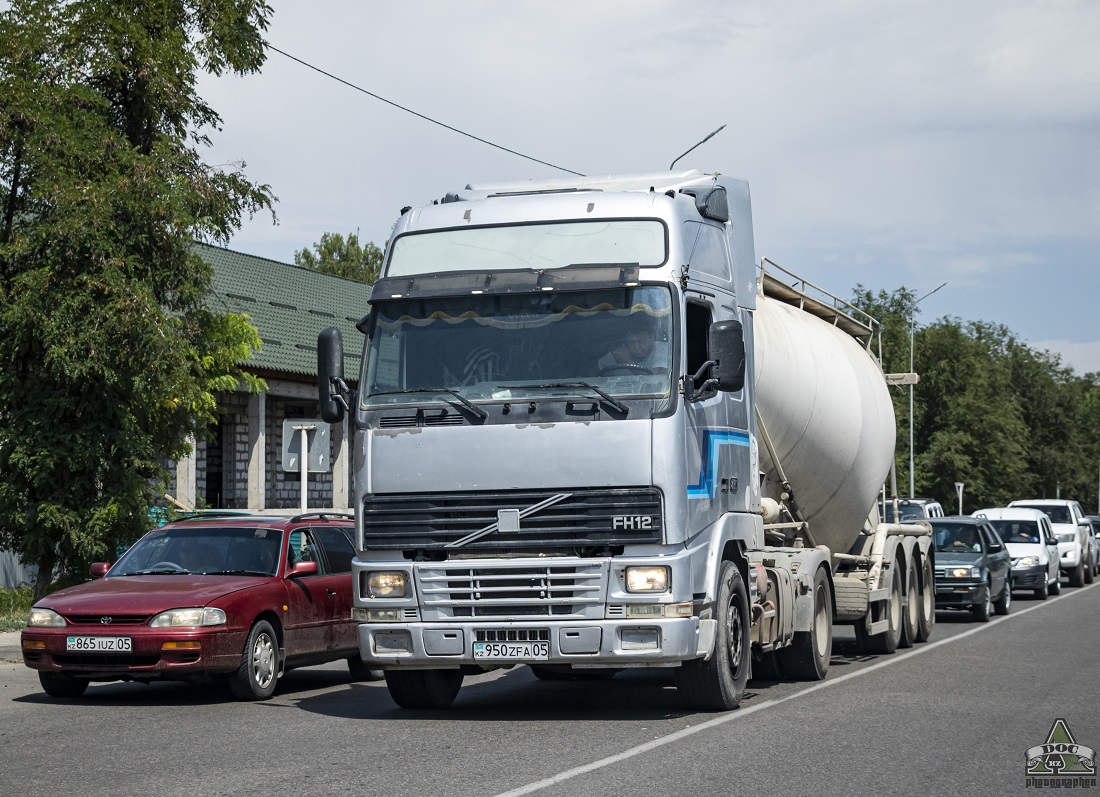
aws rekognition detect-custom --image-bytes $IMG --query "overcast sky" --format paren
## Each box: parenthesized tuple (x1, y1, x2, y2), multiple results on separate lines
(197, 1, 1100, 374)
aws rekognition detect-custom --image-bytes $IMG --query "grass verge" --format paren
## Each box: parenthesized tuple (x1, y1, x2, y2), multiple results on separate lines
(0, 587, 32, 632)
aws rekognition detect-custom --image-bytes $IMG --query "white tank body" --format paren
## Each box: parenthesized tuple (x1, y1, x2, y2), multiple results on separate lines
(753, 294, 896, 556)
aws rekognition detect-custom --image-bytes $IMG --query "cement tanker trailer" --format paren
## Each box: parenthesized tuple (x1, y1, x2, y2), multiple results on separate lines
(751, 259, 935, 668)
(317, 170, 935, 712)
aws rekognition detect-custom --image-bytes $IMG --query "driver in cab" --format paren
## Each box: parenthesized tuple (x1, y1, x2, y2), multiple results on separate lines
(598, 314, 668, 374)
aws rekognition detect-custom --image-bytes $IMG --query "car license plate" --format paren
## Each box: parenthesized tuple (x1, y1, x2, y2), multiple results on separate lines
(66, 636, 132, 652)
(473, 641, 549, 660)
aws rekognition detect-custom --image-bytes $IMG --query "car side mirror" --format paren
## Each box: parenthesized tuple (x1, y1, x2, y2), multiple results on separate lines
(288, 560, 319, 578)
(89, 562, 111, 579)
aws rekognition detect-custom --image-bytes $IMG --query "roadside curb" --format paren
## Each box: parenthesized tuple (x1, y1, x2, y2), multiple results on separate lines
(0, 631, 23, 663)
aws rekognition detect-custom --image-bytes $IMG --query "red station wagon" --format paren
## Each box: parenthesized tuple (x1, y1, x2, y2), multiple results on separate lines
(21, 512, 375, 700)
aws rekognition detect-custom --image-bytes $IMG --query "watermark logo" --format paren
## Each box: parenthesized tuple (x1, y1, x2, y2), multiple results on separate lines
(1026, 719, 1096, 789)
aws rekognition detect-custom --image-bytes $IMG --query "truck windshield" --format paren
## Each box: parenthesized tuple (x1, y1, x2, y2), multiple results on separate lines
(362, 285, 674, 406)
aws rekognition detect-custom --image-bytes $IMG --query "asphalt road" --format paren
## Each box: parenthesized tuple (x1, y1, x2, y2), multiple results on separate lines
(2, 582, 1098, 797)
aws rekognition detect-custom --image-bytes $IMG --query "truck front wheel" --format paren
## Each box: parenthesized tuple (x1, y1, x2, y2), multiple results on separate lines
(674, 560, 750, 711)
(384, 669, 463, 709)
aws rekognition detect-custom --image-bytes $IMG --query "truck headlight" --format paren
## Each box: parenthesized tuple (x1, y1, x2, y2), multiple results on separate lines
(366, 571, 407, 598)
(27, 608, 66, 627)
(149, 607, 227, 627)
(625, 566, 669, 593)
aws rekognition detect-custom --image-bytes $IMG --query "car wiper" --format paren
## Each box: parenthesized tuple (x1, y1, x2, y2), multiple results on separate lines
(132, 567, 191, 575)
(369, 388, 488, 419)
(508, 382, 629, 415)
(201, 569, 271, 577)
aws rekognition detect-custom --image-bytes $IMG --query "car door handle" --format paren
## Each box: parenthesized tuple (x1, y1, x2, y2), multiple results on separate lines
(327, 589, 337, 597)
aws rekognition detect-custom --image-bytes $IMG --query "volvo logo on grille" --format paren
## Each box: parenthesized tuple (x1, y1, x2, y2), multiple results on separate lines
(445, 493, 572, 548)
(100, 616, 113, 625)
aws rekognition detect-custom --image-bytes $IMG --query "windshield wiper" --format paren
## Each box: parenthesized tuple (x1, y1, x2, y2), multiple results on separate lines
(511, 382, 629, 415)
(201, 569, 271, 577)
(370, 388, 487, 420)
(132, 567, 191, 575)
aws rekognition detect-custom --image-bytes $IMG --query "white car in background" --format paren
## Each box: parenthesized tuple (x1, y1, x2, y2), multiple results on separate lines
(1008, 499, 1093, 587)
(973, 507, 1061, 599)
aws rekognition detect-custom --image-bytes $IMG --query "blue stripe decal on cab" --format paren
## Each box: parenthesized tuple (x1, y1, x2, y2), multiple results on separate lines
(688, 430, 751, 499)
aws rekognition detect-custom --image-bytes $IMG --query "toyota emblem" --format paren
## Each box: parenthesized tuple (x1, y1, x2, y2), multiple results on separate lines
(100, 616, 112, 625)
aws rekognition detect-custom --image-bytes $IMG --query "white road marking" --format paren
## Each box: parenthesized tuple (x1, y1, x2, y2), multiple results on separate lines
(491, 581, 1099, 797)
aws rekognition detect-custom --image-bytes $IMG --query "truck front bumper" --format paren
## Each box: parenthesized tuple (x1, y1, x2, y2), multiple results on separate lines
(356, 617, 705, 668)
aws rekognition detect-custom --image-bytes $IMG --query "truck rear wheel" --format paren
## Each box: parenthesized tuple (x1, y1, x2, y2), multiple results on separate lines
(856, 564, 901, 655)
(899, 557, 919, 649)
(915, 555, 935, 642)
(674, 560, 750, 711)
(384, 669, 463, 709)
(777, 566, 832, 680)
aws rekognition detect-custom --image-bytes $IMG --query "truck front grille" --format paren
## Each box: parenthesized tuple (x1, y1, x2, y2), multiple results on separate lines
(418, 560, 606, 618)
(362, 487, 662, 551)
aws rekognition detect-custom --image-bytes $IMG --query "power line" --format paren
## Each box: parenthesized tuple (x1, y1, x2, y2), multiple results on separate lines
(264, 42, 585, 177)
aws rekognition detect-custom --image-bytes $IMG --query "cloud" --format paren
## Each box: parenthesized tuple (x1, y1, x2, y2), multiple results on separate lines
(1032, 339, 1100, 376)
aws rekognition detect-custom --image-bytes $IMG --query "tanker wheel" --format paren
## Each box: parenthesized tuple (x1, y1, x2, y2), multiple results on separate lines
(899, 556, 919, 649)
(674, 560, 750, 711)
(777, 566, 833, 680)
(384, 669, 463, 709)
(915, 555, 935, 642)
(857, 564, 901, 655)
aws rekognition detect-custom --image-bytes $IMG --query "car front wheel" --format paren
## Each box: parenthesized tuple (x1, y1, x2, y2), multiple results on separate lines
(39, 672, 89, 699)
(971, 582, 993, 622)
(230, 620, 280, 701)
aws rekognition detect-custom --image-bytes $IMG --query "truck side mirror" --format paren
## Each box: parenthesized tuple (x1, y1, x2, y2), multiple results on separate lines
(318, 327, 348, 423)
(709, 320, 746, 393)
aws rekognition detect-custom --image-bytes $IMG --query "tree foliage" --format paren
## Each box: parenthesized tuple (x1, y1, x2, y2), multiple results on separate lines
(0, 0, 275, 597)
(853, 286, 1100, 515)
(295, 231, 382, 284)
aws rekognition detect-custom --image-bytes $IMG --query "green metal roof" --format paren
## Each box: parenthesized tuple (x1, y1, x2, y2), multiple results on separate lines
(194, 242, 370, 380)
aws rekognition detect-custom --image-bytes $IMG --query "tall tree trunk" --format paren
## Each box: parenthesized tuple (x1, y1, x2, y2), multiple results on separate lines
(33, 548, 56, 602)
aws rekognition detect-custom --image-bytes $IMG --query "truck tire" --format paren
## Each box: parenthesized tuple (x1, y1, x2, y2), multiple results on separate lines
(777, 566, 832, 681)
(915, 555, 935, 643)
(384, 669, 463, 709)
(347, 656, 384, 681)
(856, 563, 902, 654)
(674, 560, 750, 711)
(899, 557, 919, 649)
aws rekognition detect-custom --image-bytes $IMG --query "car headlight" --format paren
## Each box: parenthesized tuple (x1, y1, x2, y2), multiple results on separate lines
(625, 566, 670, 593)
(149, 607, 227, 627)
(27, 608, 66, 627)
(1058, 532, 1076, 543)
(1014, 556, 1040, 569)
(947, 567, 981, 579)
(366, 571, 407, 598)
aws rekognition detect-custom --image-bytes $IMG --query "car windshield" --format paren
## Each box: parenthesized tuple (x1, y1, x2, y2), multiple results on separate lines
(1015, 504, 1070, 524)
(931, 522, 982, 554)
(880, 503, 925, 522)
(110, 526, 283, 576)
(362, 285, 674, 405)
(987, 520, 1040, 544)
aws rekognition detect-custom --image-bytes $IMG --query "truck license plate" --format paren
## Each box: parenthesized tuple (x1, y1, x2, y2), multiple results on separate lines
(66, 636, 132, 652)
(473, 641, 549, 660)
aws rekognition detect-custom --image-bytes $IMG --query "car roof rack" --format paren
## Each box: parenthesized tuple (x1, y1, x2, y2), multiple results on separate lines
(171, 510, 256, 522)
(288, 512, 355, 523)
